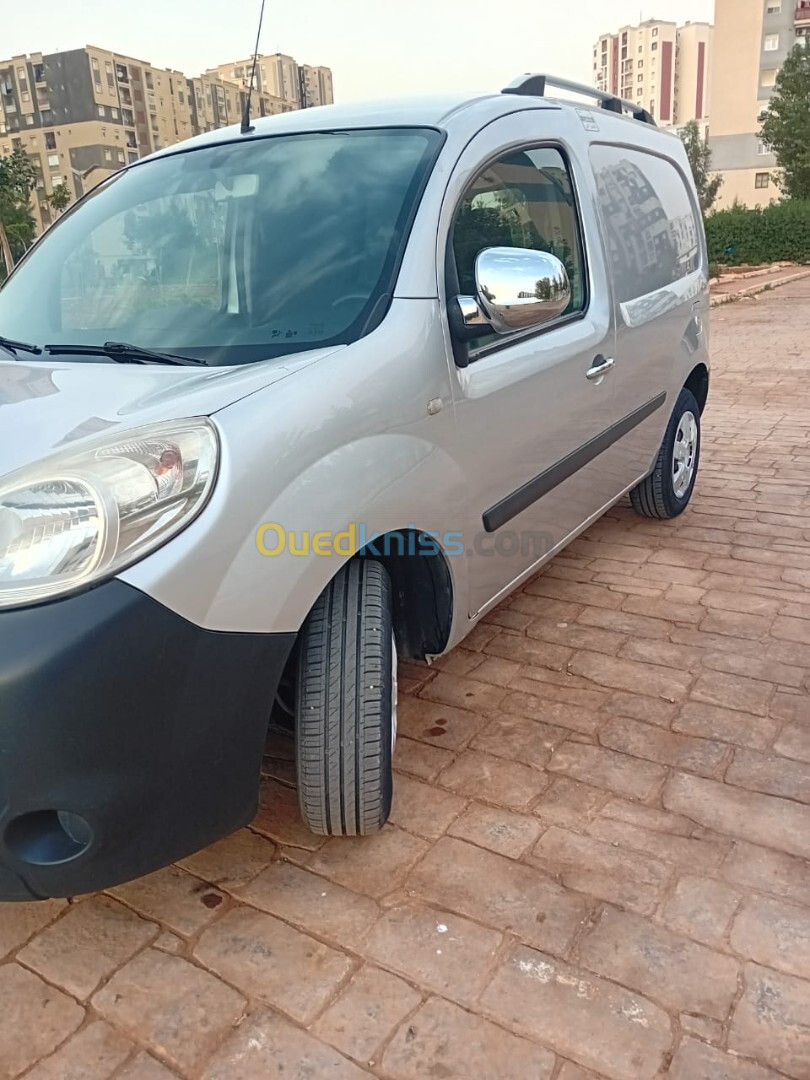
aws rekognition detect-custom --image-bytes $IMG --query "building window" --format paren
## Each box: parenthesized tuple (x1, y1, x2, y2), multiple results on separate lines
(127, 150, 138, 163)
(766, 1, 781, 11)
(45, 131, 56, 149)
(764, 34, 779, 50)
(104, 148, 112, 161)
(117, 150, 125, 163)
(758, 140, 770, 155)
(98, 105, 105, 118)
(652, 27, 659, 36)
(761, 68, 778, 86)
(111, 108, 118, 119)
(651, 42, 658, 51)
(21, 91, 30, 102)
(25, 115, 34, 126)
(47, 153, 60, 168)
(755, 172, 770, 188)
(91, 58, 99, 70)
(638, 60, 644, 68)
(638, 74, 644, 82)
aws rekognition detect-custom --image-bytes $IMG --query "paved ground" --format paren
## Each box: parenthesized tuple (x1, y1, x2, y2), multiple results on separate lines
(711, 265, 810, 306)
(2, 280, 810, 1080)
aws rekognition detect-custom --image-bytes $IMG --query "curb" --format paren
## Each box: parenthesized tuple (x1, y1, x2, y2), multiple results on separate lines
(710, 268, 810, 308)
(716, 262, 799, 284)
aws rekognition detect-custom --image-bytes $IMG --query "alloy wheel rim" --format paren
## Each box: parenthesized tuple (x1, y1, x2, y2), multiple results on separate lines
(673, 410, 698, 499)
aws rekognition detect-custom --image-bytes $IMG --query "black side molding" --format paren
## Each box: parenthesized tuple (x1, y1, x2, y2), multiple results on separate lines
(482, 391, 667, 533)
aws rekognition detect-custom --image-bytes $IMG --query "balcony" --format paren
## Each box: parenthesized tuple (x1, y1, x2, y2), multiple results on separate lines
(796, 3, 810, 22)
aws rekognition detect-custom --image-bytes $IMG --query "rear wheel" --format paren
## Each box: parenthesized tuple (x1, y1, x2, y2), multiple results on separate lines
(630, 388, 701, 520)
(295, 560, 396, 836)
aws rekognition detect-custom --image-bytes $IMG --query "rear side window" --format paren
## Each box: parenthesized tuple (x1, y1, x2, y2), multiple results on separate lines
(590, 144, 701, 305)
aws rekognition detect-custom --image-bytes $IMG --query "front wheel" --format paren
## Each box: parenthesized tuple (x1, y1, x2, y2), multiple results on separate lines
(630, 388, 701, 519)
(295, 560, 396, 836)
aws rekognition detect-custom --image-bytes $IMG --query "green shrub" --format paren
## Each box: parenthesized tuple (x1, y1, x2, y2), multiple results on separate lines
(705, 200, 810, 266)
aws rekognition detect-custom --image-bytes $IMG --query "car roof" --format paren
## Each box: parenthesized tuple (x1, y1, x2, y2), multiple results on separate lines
(147, 93, 559, 158)
(145, 89, 678, 165)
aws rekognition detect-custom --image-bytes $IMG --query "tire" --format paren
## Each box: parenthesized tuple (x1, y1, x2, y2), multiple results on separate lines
(630, 388, 701, 520)
(295, 559, 396, 836)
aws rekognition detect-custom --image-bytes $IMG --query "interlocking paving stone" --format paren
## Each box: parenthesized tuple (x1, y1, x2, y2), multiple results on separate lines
(0, 964, 84, 1077)
(193, 906, 353, 1025)
(405, 836, 590, 953)
(92, 950, 245, 1074)
(381, 997, 555, 1079)
(18, 896, 157, 999)
(729, 962, 810, 1078)
(480, 945, 672, 1080)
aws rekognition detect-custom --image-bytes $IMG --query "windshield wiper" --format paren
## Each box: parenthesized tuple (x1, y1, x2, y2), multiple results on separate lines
(0, 335, 43, 359)
(43, 341, 207, 367)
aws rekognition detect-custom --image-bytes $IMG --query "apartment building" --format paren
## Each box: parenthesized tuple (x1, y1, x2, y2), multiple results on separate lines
(675, 22, 713, 128)
(594, 21, 677, 124)
(593, 19, 712, 128)
(298, 65, 335, 109)
(0, 46, 334, 234)
(710, 0, 809, 207)
(208, 53, 334, 109)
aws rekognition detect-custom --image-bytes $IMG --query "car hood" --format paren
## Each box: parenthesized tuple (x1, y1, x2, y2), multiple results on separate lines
(0, 346, 343, 478)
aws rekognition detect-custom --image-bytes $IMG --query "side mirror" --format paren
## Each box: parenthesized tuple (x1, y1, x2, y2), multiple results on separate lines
(453, 247, 572, 340)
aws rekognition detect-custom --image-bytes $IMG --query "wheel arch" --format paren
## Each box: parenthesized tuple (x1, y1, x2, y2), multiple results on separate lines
(684, 363, 709, 414)
(356, 529, 454, 660)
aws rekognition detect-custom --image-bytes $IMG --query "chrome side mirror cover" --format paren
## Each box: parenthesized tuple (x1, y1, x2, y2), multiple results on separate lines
(470, 246, 572, 335)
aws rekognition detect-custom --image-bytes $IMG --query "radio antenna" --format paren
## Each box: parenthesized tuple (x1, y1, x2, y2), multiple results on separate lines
(241, 0, 267, 134)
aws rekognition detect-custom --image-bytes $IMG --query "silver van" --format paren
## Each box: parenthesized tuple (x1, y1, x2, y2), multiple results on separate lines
(0, 75, 709, 900)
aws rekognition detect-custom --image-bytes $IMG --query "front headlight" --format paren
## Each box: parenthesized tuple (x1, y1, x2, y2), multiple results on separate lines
(0, 419, 218, 610)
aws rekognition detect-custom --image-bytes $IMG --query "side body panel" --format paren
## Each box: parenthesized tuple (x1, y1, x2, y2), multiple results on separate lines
(587, 130, 711, 489)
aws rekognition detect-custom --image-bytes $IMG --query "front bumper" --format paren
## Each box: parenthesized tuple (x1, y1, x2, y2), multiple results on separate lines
(0, 580, 295, 901)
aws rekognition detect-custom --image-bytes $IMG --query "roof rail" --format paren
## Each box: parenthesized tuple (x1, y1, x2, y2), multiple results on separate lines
(502, 73, 657, 127)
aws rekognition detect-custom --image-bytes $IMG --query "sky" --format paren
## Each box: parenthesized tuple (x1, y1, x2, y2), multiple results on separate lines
(3, 0, 714, 102)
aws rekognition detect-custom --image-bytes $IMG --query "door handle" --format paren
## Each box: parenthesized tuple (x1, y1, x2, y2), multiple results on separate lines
(586, 355, 615, 381)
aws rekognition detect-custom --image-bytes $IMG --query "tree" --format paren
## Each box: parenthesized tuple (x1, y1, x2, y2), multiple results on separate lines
(679, 120, 723, 214)
(46, 181, 72, 215)
(0, 146, 36, 278)
(760, 41, 810, 200)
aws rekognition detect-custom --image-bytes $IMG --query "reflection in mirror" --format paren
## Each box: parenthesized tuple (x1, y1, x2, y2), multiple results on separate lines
(474, 246, 571, 334)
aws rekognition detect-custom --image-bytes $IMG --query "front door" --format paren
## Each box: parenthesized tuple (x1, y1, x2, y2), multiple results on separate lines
(440, 118, 627, 617)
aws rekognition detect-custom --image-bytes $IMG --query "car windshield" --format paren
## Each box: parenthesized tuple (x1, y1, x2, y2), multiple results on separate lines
(0, 127, 442, 365)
